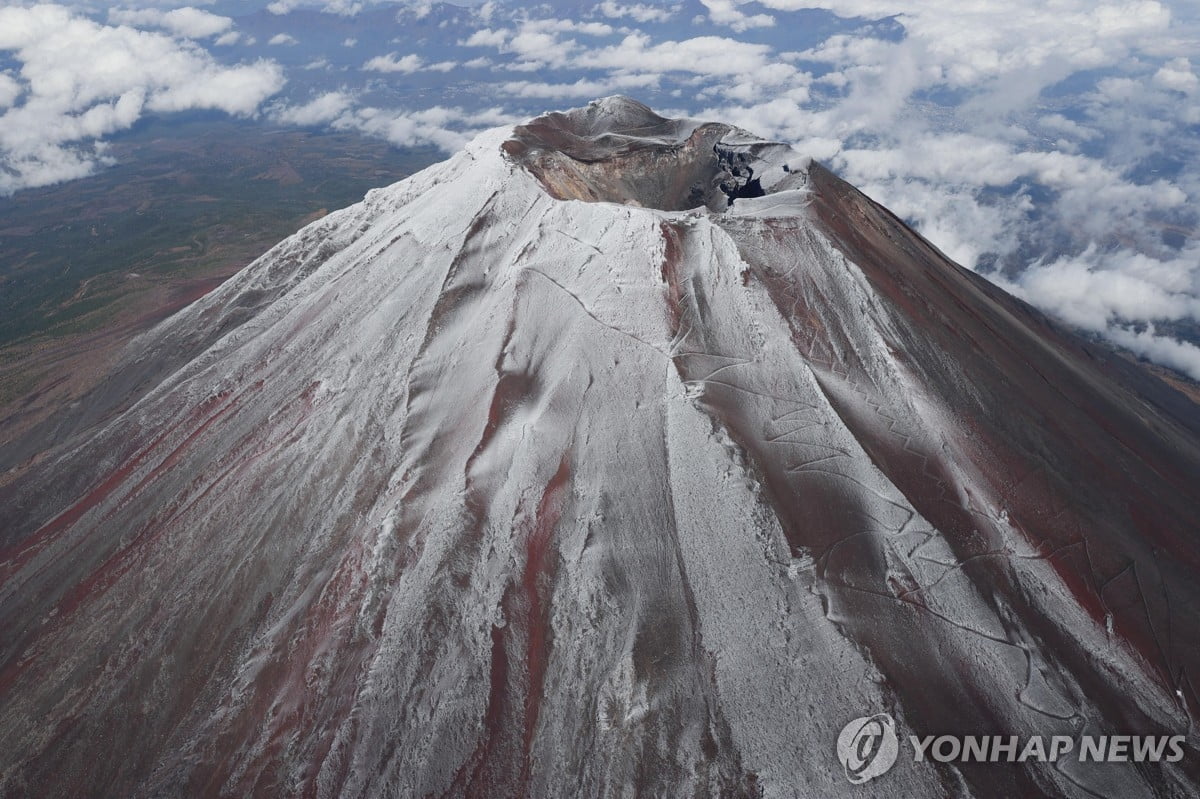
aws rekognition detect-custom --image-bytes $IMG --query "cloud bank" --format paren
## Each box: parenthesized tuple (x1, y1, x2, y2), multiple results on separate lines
(107, 7, 233, 39)
(0, 4, 284, 194)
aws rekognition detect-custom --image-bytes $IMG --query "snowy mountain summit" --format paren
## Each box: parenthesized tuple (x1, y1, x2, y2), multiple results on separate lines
(3, 97, 1200, 798)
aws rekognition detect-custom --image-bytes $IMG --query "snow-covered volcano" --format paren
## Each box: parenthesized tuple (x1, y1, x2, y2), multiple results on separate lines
(2, 97, 1200, 798)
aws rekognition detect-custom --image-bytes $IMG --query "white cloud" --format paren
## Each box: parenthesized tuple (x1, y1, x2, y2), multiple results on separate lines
(983, 242, 1200, 381)
(268, 0, 367, 15)
(268, 33, 299, 46)
(462, 28, 509, 48)
(1038, 113, 1098, 142)
(961, 234, 1200, 379)
(506, 28, 578, 68)
(699, 0, 775, 31)
(406, 0, 433, 19)
(0, 74, 21, 109)
(461, 18, 622, 70)
(108, 7, 234, 39)
(363, 53, 424, 73)
(595, 1, 678, 23)
(1004, 246, 1200, 332)
(523, 18, 615, 37)
(272, 90, 355, 125)
(0, 5, 284, 194)
(764, 0, 1174, 102)
(334, 104, 517, 151)
(475, 1, 496, 23)
(1108, 326, 1200, 382)
(576, 34, 791, 78)
(1154, 57, 1199, 93)
(265, 90, 520, 158)
(500, 73, 661, 99)
(147, 61, 287, 115)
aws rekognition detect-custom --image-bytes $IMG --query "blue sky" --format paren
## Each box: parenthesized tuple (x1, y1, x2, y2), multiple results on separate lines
(1, 0, 1198, 378)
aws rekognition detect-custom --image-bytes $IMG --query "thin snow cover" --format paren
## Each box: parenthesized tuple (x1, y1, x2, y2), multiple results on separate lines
(1, 97, 1199, 799)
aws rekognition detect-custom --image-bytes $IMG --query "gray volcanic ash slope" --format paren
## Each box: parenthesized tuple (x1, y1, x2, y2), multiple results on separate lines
(2, 97, 1200, 798)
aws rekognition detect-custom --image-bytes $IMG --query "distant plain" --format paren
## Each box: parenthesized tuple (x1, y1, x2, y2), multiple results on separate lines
(0, 117, 438, 442)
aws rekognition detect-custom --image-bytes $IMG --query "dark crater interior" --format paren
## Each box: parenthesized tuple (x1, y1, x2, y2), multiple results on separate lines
(502, 96, 792, 212)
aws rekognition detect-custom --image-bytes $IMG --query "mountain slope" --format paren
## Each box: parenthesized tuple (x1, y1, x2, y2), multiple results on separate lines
(1, 97, 1199, 798)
